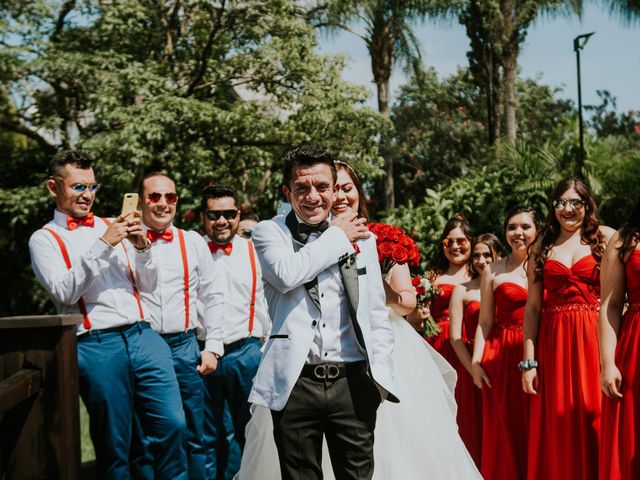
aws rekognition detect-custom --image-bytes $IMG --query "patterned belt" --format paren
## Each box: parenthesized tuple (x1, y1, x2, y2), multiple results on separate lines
(628, 303, 640, 312)
(543, 303, 599, 313)
(495, 323, 523, 331)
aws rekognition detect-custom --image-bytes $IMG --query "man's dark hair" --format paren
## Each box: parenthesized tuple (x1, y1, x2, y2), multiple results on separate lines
(201, 185, 238, 212)
(240, 209, 259, 222)
(137, 171, 173, 197)
(282, 145, 336, 187)
(48, 150, 94, 177)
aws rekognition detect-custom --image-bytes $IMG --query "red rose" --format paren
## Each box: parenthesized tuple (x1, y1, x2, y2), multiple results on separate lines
(411, 276, 422, 287)
(379, 241, 394, 258)
(391, 245, 408, 263)
(416, 286, 426, 296)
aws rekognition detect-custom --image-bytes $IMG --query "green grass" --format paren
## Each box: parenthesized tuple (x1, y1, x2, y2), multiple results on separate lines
(80, 400, 96, 462)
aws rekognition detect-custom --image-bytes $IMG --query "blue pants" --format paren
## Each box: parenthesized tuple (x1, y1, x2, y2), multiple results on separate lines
(164, 331, 207, 480)
(77, 321, 187, 480)
(203, 337, 262, 480)
(130, 330, 207, 480)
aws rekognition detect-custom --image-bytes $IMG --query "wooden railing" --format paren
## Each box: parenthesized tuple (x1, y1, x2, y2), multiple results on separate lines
(0, 315, 82, 480)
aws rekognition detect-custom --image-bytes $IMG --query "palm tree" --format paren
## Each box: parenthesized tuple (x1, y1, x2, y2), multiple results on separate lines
(460, 0, 583, 144)
(604, 0, 640, 23)
(309, 0, 459, 209)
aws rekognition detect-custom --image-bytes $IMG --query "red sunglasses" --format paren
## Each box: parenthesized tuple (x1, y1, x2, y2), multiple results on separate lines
(146, 192, 179, 204)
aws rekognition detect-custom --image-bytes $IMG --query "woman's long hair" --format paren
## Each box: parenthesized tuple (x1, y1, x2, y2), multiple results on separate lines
(469, 233, 505, 279)
(433, 213, 474, 275)
(335, 161, 369, 220)
(532, 177, 604, 282)
(618, 196, 640, 261)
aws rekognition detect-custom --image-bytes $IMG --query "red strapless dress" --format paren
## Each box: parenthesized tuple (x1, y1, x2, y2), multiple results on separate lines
(528, 255, 601, 480)
(457, 300, 482, 467)
(428, 283, 457, 366)
(480, 282, 530, 480)
(600, 250, 640, 480)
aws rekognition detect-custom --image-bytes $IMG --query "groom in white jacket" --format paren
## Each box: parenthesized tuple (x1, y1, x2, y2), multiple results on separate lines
(249, 145, 398, 480)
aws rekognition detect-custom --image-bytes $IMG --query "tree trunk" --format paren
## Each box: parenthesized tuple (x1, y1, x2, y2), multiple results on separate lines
(376, 78, 394, 209)
(503, 55, 517, 143)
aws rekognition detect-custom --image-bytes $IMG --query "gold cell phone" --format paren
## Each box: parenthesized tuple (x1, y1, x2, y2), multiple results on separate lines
(121, 193, 139, 220)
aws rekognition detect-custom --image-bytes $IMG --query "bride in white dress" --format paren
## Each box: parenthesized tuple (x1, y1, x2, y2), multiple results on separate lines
(237, 162, 482, 479)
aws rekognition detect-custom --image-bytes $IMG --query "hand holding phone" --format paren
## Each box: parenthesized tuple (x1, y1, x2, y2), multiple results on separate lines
(121, 193, 139, 220)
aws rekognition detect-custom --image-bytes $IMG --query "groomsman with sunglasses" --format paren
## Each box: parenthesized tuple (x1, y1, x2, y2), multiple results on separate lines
(136, 172, 225, 480)
(200, 185, 270, 479)
(29, 151, 188, 479)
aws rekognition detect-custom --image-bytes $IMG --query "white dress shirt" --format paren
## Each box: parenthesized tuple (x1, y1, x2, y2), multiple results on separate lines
(204, 234, 270, 345)
(303, 227, 365, 364)
(142, 225, 224, 355)
(29, 209, 157, 334)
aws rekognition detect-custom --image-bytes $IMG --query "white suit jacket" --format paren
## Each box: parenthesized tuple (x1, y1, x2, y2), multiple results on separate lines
(248, 213, 398, 411)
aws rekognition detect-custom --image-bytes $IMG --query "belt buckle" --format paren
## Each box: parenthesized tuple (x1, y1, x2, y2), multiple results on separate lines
(313, 364, 340, 379)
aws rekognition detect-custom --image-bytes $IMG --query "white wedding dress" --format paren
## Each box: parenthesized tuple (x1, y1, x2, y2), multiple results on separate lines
(236, 308, 482, 479)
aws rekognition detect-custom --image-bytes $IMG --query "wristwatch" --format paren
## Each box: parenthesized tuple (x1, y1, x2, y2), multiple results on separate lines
(518, 359, 538, 371)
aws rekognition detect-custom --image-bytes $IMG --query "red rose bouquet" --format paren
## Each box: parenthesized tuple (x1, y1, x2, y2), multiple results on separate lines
(367, 223, 421, 275)
(411, 271, 442, 338)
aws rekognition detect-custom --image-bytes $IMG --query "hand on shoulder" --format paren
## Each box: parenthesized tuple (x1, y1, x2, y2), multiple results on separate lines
(329, 212, 370, 242)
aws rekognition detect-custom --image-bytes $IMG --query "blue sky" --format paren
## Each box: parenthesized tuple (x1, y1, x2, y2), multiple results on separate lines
(316, 3, 638, 113)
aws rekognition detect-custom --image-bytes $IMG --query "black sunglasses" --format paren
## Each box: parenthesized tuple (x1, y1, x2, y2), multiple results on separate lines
(206, 209, 238, 221)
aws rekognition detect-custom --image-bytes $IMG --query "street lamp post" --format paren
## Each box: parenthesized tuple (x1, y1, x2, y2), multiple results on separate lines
(573, 32, 595, 176)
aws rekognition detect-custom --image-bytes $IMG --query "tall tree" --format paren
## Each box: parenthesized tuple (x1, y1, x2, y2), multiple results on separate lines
(309, 0, 460, 209)
(459, 0, 582, 144)
(0, 0, 387, 314)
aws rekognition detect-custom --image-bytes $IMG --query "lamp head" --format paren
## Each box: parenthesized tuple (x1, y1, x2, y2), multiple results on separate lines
(574, 32, 595, 51)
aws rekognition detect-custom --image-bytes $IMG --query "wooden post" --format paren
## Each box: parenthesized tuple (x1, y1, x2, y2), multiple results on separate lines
(0, 315, 82, 480)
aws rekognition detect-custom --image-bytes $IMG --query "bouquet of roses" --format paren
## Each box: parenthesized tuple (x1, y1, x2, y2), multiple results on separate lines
(367, 223, 421, 275)
(411, 271, 442, 338)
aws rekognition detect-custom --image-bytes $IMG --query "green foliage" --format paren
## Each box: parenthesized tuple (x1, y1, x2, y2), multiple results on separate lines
(384, 165, 550, 269)
(0, 0, 387, 315)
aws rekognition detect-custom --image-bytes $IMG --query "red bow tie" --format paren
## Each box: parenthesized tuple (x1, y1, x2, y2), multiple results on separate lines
(209, 242, 233, 255)
(147, 229, 174, 243)
(67, 212, 95, 231)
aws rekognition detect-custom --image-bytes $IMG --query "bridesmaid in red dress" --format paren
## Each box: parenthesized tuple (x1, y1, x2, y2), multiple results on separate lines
(427, 214, 473, 366)
(599, 198, 640, 480)
(471, 206, 539, 480)
(523, 178, 614, 480)
(450, 233, 504, 467)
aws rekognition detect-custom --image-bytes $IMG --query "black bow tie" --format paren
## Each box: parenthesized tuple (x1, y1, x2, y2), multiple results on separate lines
(297, 221, 329, 242)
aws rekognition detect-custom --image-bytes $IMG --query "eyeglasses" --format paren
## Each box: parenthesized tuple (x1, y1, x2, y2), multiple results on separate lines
(53, 176, 101, 194)
(472, 252, 493, 260)
(240, 228, 253, 239)
(205, 209, 238, 221)
(146, 192, 179, 204)
(442, 237, 469, 249)
(552, 198, 585, 210)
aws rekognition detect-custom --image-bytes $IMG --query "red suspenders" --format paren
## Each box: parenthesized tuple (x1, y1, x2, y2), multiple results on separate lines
(42, 218, 145, 329)
(247, 240, 257, 334)
(176, 229, 190, 331)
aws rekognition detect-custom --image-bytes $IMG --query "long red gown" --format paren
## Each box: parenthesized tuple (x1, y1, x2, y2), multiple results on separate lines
(457, 300, 482, 468)
(528, 255, 601, 480)
(600, 250, 640, 480)
(481, 282, 530, 480)
(428, 283, 457, 366)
